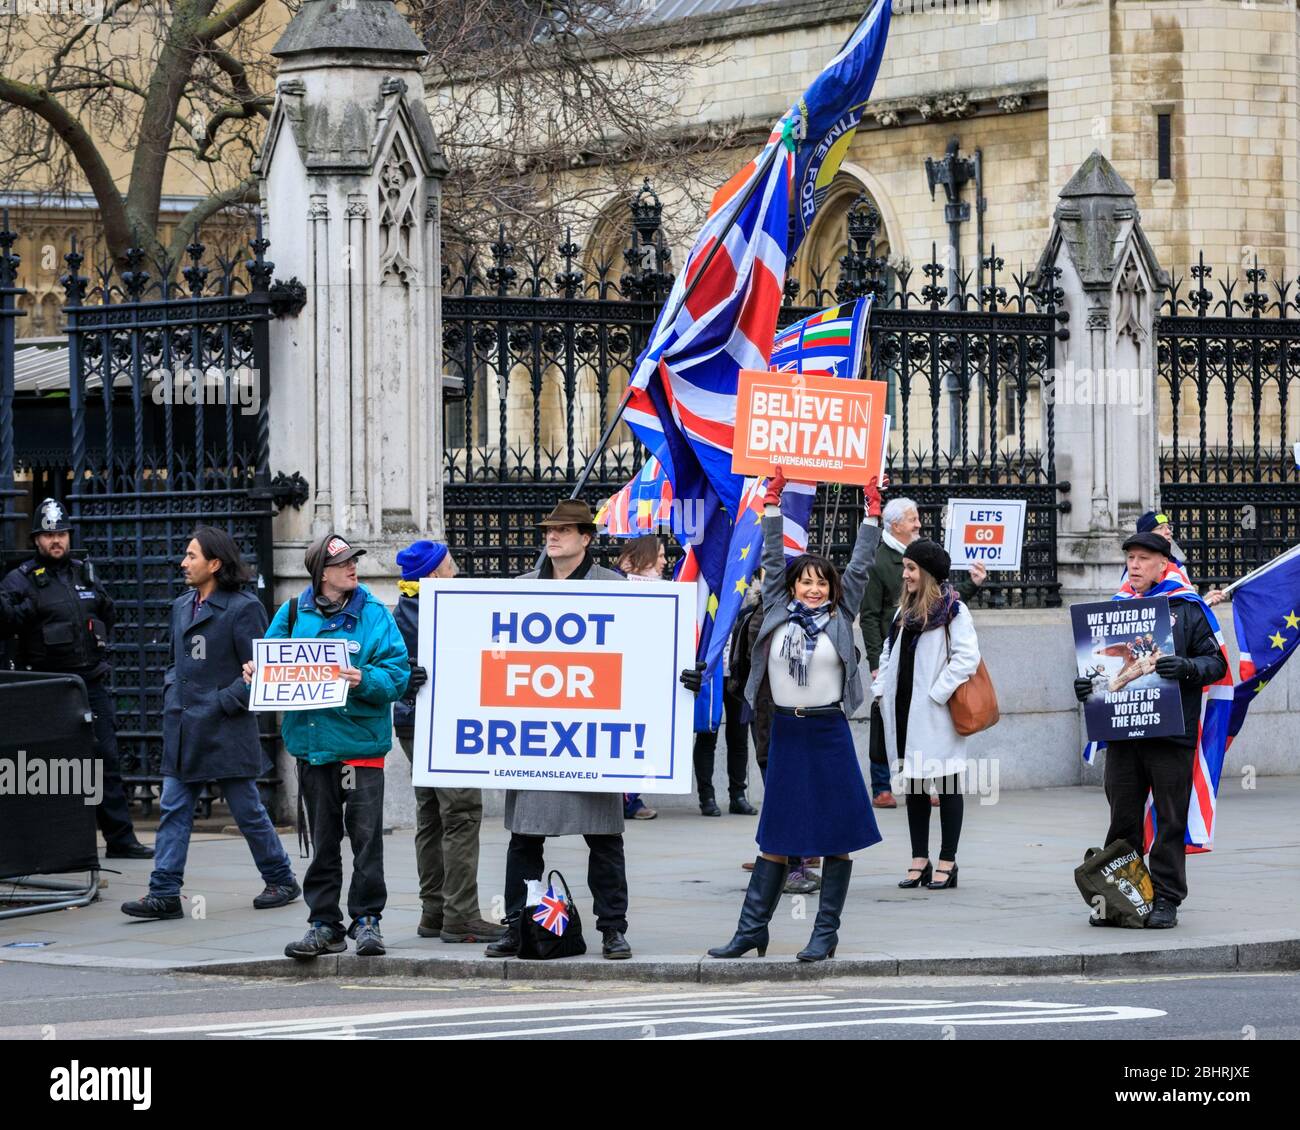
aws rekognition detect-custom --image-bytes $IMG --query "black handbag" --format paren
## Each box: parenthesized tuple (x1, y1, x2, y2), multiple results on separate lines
(868, 699, 888, 766)
(1073, 840, 1155, 928)
(517, 870, 587, 960)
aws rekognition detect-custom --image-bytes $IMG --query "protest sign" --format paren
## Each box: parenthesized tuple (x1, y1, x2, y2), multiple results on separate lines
(413, 579, 696, 793)
(1070, 596, 1185, 742)
(733, 369, 888, 484)
(249, 638, 352, 711)
(943, 499, 1027, 572)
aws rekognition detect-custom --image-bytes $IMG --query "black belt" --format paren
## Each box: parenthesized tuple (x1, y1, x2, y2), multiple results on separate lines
(775, 702, 843, 718)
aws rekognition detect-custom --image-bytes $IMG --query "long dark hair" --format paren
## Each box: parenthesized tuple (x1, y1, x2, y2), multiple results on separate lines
(616, 534, 662, 577)
(190, 526, 251, 591)
(783, 553, 843, 609)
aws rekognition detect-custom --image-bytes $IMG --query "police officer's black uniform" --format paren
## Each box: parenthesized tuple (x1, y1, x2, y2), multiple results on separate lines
(1, 499, 150, 858)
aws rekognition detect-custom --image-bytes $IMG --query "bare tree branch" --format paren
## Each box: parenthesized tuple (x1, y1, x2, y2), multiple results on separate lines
(166, 173, 259, 263)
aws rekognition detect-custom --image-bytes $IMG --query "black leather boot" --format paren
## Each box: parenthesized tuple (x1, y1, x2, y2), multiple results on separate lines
(708, 857, 788, 958)
(797, 856, 852, 962)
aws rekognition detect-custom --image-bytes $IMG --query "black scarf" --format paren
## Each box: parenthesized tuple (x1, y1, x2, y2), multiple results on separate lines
(539, 550, 594, 580)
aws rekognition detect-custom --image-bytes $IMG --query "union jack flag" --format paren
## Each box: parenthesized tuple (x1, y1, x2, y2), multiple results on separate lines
(623, 2, 892, 673)
(532, 885, 569, 936)
(1083, 562, 1234, 852)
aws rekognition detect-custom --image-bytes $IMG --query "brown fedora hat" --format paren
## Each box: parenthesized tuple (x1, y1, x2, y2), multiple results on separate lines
(538, 499, 597, 530)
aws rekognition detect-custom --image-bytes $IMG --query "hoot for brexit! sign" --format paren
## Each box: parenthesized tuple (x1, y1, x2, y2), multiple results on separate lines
(412, 580, 696, 793)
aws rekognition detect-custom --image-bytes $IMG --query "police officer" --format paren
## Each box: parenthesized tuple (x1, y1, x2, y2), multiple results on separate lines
(1, 498, 151, 859)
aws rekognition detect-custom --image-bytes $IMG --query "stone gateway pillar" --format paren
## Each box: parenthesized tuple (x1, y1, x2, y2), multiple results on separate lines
(1036, 151, 1169, 600)
(256, 0, 448, 824)
(257, 0, 448, 586)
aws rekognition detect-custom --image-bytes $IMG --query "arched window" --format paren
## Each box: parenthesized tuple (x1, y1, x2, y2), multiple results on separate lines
(38, 292, 61, 337)
(791, 174, 897, 306)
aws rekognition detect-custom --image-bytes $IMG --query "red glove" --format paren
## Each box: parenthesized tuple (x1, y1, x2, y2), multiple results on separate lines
(863, 476, 883, 519)
(762, 467, 786, 507)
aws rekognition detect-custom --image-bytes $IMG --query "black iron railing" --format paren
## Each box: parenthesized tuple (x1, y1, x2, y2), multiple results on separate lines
(1156, 255, 1300, 588)
(443, 189, 1069, 605)
(58, 234, 281, 803)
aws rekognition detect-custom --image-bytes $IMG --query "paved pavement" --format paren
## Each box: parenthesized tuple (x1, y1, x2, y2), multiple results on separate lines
(2, 777, 1298, 979)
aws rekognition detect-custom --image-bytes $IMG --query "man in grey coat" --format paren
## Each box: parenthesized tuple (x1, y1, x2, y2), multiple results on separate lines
(486, 500, 633, 960)
(121, 528, 299, 920)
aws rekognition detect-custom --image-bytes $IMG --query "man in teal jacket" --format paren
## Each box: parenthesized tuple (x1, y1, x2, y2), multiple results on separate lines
(248, 533, 409, 961)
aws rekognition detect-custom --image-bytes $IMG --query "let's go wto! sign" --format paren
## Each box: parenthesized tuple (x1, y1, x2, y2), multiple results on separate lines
(412, 580, 696, 793)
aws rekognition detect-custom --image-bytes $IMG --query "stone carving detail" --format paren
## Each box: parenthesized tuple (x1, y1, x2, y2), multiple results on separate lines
(998, 94, 1025, 113)
(307, 195, 329, 219)
(346, 197, 370, 219)
(874, 108, 901, 128)
(1086, 308, 1110, 330)
(378, 132, 419, 285)
(936, 92, 974, 118)
(913, 98, 935, 121)
(1114, 253, 1148, 345)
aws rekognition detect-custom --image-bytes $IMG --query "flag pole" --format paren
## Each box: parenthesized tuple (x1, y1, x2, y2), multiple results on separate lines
(1221, 541, 1300, 596)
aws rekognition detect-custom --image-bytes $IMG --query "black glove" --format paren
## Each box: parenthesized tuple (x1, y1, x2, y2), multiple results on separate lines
(407, 662, 428, 692)
(680, 662, 706, 693)
(1073, 677, 1093, 703)
(1155, 655, 1193, 681)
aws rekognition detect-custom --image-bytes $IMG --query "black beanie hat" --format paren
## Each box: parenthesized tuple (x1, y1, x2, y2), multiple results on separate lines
(903, 538, 950, 583)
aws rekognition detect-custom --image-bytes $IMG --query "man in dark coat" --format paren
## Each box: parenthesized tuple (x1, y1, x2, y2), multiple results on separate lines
(486, 500, 633, 960)
(121, 528, 298, 920)
(0, 497, 151, 859)
(1073, 531, 1229, 929)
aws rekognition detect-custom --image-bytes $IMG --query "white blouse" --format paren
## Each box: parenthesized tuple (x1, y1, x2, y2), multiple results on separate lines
(767, 622, 844, 708)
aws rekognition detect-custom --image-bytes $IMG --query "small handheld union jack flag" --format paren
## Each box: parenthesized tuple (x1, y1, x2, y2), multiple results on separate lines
(532, 885, 569, 936)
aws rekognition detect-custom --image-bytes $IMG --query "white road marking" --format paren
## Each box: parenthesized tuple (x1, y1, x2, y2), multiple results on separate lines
(154, 993, 1167, 1041)
(650, 1004, 1169, 1040)
(138, 990, 821, 1036)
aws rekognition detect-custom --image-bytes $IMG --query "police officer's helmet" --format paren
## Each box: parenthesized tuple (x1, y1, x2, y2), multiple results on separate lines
(31, 497, 73, 539)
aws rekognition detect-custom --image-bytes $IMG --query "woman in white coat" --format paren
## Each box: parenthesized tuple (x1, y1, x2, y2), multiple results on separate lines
(871, 539, 980, 890)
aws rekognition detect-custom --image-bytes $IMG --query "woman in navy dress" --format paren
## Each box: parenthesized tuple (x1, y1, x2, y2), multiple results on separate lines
(703, 471, 883, 962)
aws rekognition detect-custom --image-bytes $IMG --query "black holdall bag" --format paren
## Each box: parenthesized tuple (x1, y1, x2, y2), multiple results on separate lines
(1073, 839, 1156, 928)
(518, 870, 587, 960)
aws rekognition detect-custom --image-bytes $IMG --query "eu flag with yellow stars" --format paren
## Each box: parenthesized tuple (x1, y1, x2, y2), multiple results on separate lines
(1228, 543, 1300, 737)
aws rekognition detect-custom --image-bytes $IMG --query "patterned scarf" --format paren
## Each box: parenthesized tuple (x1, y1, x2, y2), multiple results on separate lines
(780, 600, 832, 686)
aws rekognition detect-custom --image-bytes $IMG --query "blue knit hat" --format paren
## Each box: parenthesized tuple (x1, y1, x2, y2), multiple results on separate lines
(1136, 510, 1170, 534)
(397, 539, 448, 581)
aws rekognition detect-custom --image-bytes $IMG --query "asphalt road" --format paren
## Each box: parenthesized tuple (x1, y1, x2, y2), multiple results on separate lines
(1, 964, 1297, 1041)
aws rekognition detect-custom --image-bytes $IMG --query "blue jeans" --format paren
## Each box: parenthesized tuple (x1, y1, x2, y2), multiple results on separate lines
(149, 776, 295, 899)
(870, 756, 892, 797)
